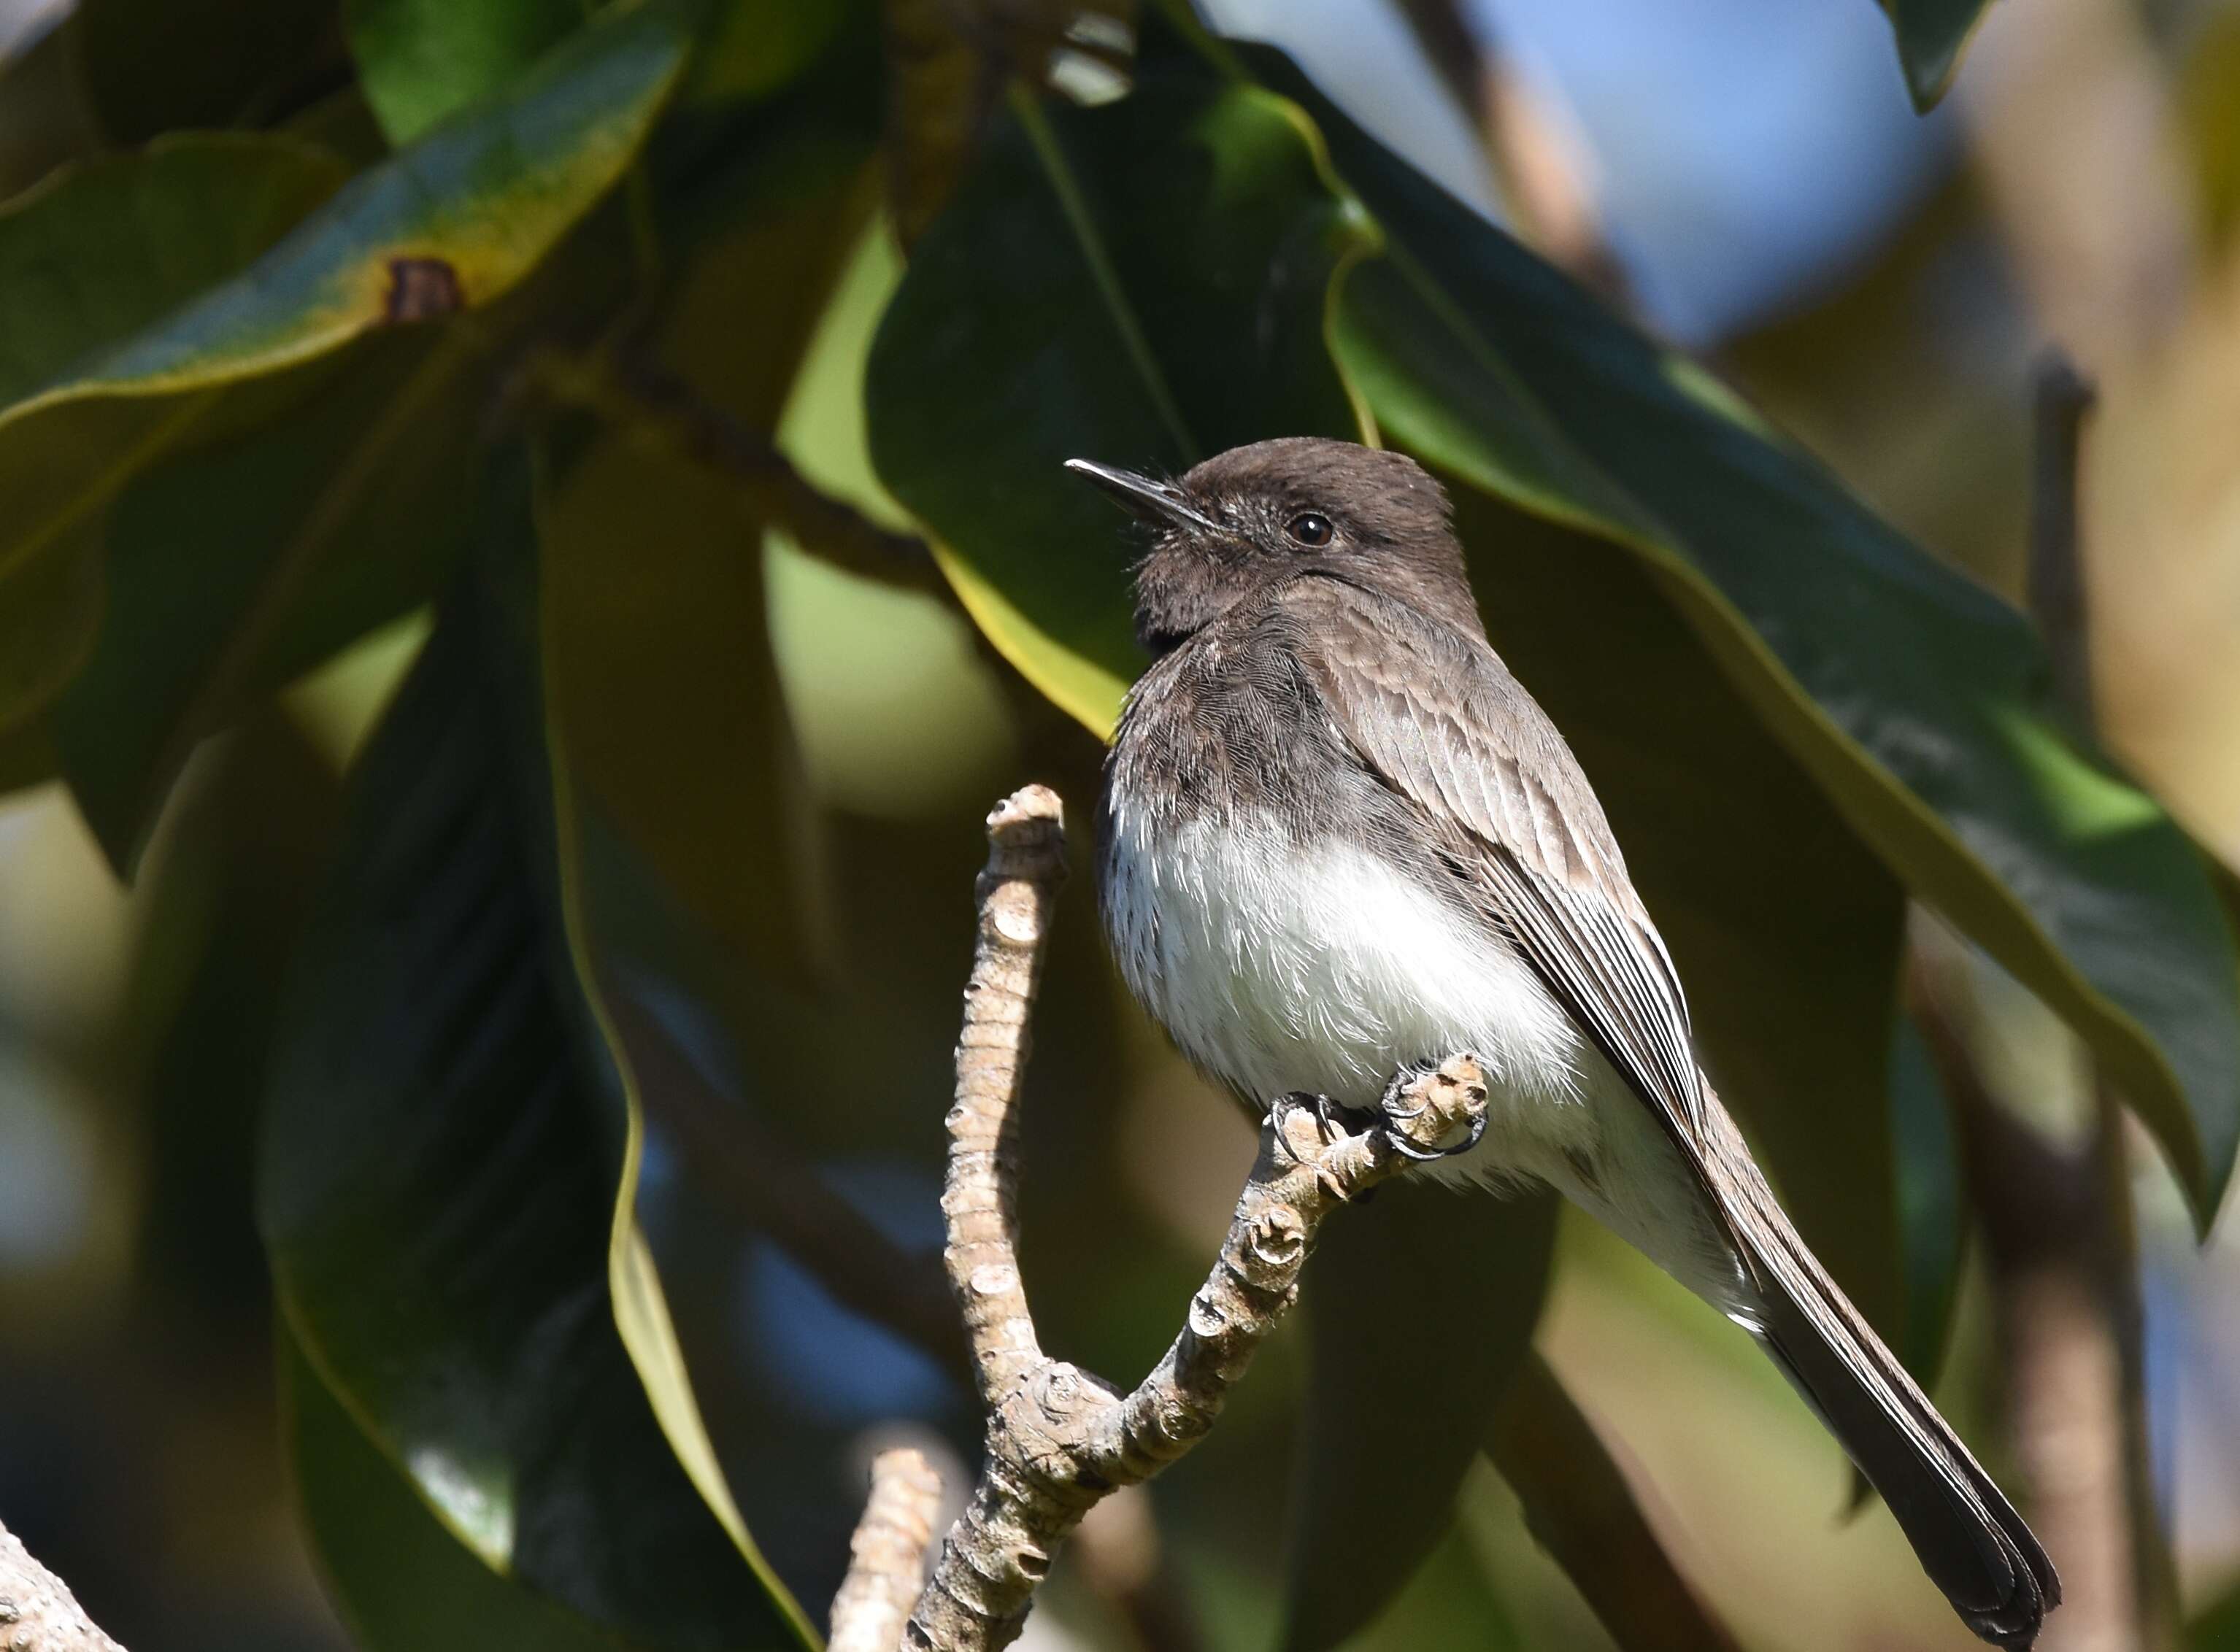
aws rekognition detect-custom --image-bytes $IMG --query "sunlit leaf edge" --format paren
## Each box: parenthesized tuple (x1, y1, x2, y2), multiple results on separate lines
(0, 0, 687, 431)
(545, 641, 823, 1648)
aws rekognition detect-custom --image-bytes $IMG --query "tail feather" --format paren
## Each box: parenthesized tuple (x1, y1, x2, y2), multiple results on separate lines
(1710, 1122, 2059, 1647)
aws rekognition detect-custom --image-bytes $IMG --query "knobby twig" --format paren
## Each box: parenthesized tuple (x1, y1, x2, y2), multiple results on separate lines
(0, 1518, 126, 1652)
(523, 347, 944, 595)
(826, 785, 1491, 1651)
(831, 1450, 947, 1652)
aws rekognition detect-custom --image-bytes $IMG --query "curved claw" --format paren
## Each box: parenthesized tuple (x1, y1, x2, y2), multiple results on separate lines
(1383, 1103, 1488, 1162)
(1290, 1090, 1378, 1143)
(1380, 1076, 1490, 1162)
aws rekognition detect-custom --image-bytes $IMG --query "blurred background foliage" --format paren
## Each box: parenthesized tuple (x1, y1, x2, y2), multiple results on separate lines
(5, 0, 2240, 1648)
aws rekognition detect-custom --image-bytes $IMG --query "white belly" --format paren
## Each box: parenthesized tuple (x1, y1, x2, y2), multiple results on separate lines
(1103, 803, 1750, 1311)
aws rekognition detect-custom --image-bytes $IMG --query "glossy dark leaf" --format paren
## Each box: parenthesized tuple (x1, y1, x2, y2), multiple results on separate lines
(1283, 1185, 1556, 1652)
(261, 460, 815, 1649)
(866, 61, 1374, 732)
(1875, 0, 1995, 112)
(0, 528, 101, 730)
(49, 180, 644, 877)
(543, 148, 871, 981)
(1245, 46, 2240, 1226)
(346, 0, 581, 143)
(544, 433, 825, 987)
(50, 333, 482, 871)
(282, 1321, 628, 1652)
(0, 719, 58, 794)
(0, 0, 688, 719)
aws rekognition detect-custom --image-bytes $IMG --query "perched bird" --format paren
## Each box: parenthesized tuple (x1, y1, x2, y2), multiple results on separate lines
(1070, 436, 2057, 1648)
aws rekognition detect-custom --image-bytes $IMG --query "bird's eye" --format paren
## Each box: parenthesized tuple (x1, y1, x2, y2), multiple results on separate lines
(1287, 512, 1334, 547)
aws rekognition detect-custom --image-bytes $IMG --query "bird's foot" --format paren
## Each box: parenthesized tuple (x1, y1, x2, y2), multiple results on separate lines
(1282, 1090, 1382, 1147)
(1378, 1057, 1490, 1162)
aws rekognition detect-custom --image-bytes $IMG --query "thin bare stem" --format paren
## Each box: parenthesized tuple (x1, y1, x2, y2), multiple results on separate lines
(831, 1450, 947, 1652)
(2028, 354, 2098, 725)
(0, 1517, 127, 1652)
(1905, 349, 2168, 1652)
(523, 347, 943, 594)
(1486, 1355, 1740, 1652)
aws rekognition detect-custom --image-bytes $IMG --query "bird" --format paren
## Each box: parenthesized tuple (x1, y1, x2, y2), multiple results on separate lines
(1068, 436, 2058, 1648)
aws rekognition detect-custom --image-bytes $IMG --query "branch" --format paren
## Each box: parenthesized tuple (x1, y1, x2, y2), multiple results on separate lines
(0, 1517, 127, 1652)
(2028, 353, 2097, 725)
(605, 987, 974, 1379)
(1486, 1354, 1740, 1652)
(885, 784, 1490, 1652)
(1904, 349, 2171, 1652)
(522, 347, 944, 595)
(831, 1450, 947, 1652)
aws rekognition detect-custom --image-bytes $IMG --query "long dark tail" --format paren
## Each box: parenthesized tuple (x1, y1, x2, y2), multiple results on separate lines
(1711, 1124, 2059, 1647)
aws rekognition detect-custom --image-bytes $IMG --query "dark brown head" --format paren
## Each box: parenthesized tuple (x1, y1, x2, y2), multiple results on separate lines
(1066, 437, 1482, 655)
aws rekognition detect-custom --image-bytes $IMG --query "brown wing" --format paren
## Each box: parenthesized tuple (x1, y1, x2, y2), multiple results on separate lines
(1280, 571, 2055, 1645)
(1280, 573, 1706, 1147)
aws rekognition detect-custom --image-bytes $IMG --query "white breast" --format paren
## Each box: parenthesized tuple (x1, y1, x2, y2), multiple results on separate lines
(1103, 803, 1585, 1128)
(1101, 797, 1750, 1312)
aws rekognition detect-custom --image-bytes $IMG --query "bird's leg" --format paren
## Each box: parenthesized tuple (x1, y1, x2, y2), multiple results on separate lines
(1379, 1059, 1490, 1161)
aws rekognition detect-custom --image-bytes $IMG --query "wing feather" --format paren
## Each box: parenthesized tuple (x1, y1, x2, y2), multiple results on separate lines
(1279, 573, 2055, 1643)
(1283, 574, 1706, 1146)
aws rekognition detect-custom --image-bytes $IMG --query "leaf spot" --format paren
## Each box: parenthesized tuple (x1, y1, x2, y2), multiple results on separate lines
(384, 257, 463, 324)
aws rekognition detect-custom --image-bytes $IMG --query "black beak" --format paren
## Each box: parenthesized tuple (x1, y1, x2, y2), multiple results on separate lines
(1064, 458, 1220, 533)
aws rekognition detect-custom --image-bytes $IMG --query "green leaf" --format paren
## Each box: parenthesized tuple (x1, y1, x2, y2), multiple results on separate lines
(866, 69, 1376, 736)
(48, 179, 644, 876)
(1284, 1186, 1556, 1652)
(1874, 0, 1995, 112)
(0, 135, 347, 425)
(544, 434, 826, 992)
(0, 525, 101, 730)
(0, 719, 58, 794)
(0, 0, 688, 613)
(347, 0, 583, 144)
(1242, 49, 2240, 1225)
(1486, 1355, 1741, 1652)
(74, 0, 339, 141)
(261, 458, 815, 1651)
(282, 1319, 626, 1652)
(542, 146, 871, 979)
(50, 333, 485, 871)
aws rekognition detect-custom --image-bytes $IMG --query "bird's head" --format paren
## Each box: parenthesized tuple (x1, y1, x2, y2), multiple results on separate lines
(1066, 436, 1478, 656)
